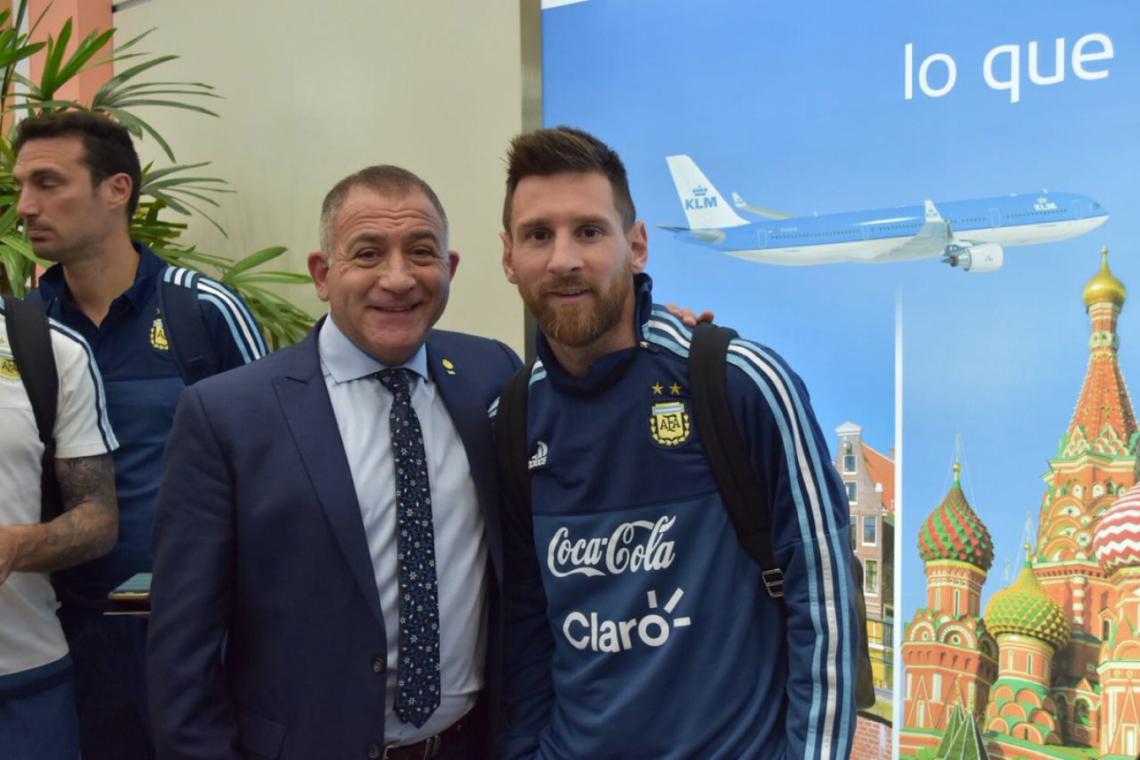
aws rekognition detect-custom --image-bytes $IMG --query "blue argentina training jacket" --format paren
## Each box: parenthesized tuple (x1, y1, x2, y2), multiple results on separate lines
(498, 275, 859, 760)
(37, 244, 267, 608)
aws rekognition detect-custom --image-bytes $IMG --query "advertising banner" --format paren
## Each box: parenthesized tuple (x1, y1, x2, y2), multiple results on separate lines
(542, 2, 1140, 758)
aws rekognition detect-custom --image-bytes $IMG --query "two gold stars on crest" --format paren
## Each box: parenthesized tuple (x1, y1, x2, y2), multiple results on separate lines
(652, 381, 683, 396)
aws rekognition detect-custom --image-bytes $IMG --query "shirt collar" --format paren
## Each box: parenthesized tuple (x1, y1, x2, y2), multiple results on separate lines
(318, 313, 430, 385)
(37, 242, 163, 311)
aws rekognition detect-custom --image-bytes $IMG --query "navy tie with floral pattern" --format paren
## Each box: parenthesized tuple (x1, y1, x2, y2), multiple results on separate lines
(378, 368, 441, 728)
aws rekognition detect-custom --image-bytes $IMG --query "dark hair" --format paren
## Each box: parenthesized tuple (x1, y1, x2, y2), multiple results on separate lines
(320, 165, 449, 253)
(502, 126, 636, 232)
(14, 111, 142, 218)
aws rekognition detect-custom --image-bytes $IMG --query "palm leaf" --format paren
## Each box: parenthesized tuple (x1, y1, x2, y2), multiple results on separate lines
(225, 272, 312, 286)
(221, 246, 289, 280)
(0, 9, 309, 347)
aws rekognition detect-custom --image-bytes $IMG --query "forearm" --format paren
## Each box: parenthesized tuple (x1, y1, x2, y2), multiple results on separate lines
(501, 588, 554, 753)
(0, 453, 117, 582)
(500, 504, 555, 757)
(782, 531, 859, 760)
(3, 499, 116, 573)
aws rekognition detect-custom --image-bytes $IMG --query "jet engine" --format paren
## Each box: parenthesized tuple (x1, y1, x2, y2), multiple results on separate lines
(942, 243, 1004, 273)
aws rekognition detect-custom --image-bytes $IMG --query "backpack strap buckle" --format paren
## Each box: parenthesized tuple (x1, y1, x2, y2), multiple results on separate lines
(760, 568, 784, 599)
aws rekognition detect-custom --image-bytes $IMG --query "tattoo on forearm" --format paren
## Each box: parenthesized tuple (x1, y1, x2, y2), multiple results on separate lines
(33, 454, 118, 572)
(58, 454, 117, 513)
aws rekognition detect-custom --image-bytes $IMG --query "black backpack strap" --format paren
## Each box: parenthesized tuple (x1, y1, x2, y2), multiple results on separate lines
(688, 322, 783, 599)
(848, 551, 877, 709)
(690, 322, 876, 709)
(493, 362, 536, 513)
(158, 266, 218, 385)
(23, 287, 45, 306)
(3, 294, 62, 522)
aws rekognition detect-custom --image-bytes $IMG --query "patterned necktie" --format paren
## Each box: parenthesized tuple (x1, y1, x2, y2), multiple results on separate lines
(377, 368, 441, 728)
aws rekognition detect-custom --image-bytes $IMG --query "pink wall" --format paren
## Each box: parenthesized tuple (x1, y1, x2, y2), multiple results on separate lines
(28, 0, 112, 103)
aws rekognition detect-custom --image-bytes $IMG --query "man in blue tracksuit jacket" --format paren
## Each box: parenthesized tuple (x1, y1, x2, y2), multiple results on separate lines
(495, 127, 859, 759)
(13, 111, 267, 760)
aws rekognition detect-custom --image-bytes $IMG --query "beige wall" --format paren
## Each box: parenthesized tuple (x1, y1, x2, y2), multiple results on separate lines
(113, 0, 527, 354)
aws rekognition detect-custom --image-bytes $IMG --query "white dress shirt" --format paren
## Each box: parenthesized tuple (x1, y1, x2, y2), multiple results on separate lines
(319, 316, 487, 744)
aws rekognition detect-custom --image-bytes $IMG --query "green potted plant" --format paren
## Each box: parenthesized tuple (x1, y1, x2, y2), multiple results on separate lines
(0, 1, 312, 348)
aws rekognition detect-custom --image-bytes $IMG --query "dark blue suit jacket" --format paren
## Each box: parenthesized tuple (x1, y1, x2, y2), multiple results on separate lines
(147, 326, 520, 759)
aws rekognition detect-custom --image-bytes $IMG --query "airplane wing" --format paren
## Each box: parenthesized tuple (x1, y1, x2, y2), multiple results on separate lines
(731, 191, 794, 220)
(882, 199, 953, 261)
(891, 200, 1003, 272)
(656, 224, 726, 244)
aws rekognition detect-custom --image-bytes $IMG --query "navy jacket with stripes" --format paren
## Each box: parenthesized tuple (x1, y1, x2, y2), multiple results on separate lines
(498, 275, 859, 760)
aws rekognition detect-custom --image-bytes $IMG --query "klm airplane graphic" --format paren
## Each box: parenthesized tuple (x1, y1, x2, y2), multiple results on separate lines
(662, 155, 1108, 272)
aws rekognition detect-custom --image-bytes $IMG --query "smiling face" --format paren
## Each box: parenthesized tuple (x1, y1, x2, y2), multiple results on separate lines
(501, 170, 647, 368)
(308, 185, 459, 366)
(13, 135, 130, 263)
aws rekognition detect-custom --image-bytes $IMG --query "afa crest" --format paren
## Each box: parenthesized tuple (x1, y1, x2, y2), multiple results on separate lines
(650, 400, 691, 447)
(149, 317, 169, 352)
(0, 355, 19, 381)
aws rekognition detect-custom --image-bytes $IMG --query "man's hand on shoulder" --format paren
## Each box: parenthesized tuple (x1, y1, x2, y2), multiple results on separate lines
(665, 302, 715, 327)
(0, 453, 117, 587)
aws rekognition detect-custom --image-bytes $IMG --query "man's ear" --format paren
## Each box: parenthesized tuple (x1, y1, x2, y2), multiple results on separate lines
(102, 172, 133, 213)
(447, 251, 460, 279)
(500, 231, 518, 284)
(307, 250, 331, 302)
(629, 221, 648, 274)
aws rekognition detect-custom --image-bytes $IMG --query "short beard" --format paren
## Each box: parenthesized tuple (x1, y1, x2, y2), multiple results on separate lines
(523, 273, 630, 348)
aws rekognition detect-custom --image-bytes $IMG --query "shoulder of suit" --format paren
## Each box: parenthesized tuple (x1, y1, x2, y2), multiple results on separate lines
(427, 330, 520, 394)
(429, 329, 518, 361)
(429, 328, 499, 348)
(191, 334, 307, 397)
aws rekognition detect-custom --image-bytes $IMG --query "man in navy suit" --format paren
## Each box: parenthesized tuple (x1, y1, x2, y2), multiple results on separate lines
(147, 166, 520, 759)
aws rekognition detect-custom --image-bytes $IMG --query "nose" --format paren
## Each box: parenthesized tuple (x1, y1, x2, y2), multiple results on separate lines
(16, 188, 37, 219)
(378, 250, 415, 293)
(547, 230, 583, 276)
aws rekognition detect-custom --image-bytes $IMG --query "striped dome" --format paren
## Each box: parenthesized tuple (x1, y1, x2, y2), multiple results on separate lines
(984, 557, 1070, 649)
(918, 470, 994, 571)
(1094, 483, 1140, 575)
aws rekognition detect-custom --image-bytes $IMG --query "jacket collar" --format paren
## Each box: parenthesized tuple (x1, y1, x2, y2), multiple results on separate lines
(536, 273, 653, 395)
(37, 242, 163, 312)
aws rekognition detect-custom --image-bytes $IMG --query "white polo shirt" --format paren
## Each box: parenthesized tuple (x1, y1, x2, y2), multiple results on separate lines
(0, 309, 117, 679)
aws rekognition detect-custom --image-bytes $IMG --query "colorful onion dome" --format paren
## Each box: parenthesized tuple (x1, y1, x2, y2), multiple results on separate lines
(918, 464, 994, 571)
(1083, 246, 1126, 309)
(1094, 483, 1140, 575)
(984, 548, 1070, 649)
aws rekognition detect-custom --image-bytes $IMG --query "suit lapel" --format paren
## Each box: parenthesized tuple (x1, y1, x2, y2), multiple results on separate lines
(427, 342, 504, 584)
(274, 330, 386, 629)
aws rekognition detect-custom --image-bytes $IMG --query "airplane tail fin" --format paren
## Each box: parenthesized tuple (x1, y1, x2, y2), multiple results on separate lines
(665, 155, 749, 229)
